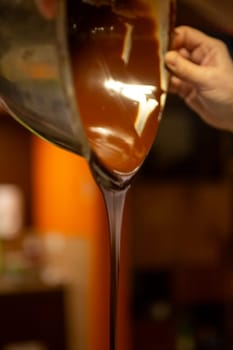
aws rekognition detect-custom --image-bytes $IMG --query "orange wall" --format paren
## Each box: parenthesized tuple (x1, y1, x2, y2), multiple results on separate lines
(30, 137, 131, 350)
(31, 137, 106, 237)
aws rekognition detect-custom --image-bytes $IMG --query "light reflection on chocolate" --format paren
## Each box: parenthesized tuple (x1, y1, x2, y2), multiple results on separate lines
(68, 0, 168, 175)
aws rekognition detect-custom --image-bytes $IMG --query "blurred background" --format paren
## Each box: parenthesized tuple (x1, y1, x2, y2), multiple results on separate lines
(0, 1, 233, 350)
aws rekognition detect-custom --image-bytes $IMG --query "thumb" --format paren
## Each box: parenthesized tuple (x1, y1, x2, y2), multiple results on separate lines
(165, 51, 206, 87)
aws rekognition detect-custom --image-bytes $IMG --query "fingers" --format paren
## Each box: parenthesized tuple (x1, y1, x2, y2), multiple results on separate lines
(168, 76, 193, 100)
(171, 26, 214, 51)
(168, 76, 203, 118)
(165, 51, 206, 86)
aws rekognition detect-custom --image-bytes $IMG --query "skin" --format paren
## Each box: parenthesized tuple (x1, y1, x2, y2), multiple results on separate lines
(2, 1, 233, 130)
(165, 26, 233, 132)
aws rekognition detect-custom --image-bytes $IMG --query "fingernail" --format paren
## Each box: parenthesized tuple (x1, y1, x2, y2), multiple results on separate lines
(174, 28, 181, 36)
(165, 52, 177, 68)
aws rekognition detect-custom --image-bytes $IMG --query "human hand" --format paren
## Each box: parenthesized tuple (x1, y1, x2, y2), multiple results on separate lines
(165, 26, 233, 132)
(35, 0, 56, 19)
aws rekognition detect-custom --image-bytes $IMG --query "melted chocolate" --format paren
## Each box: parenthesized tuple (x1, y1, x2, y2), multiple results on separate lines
(68, 0, 165, 175)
